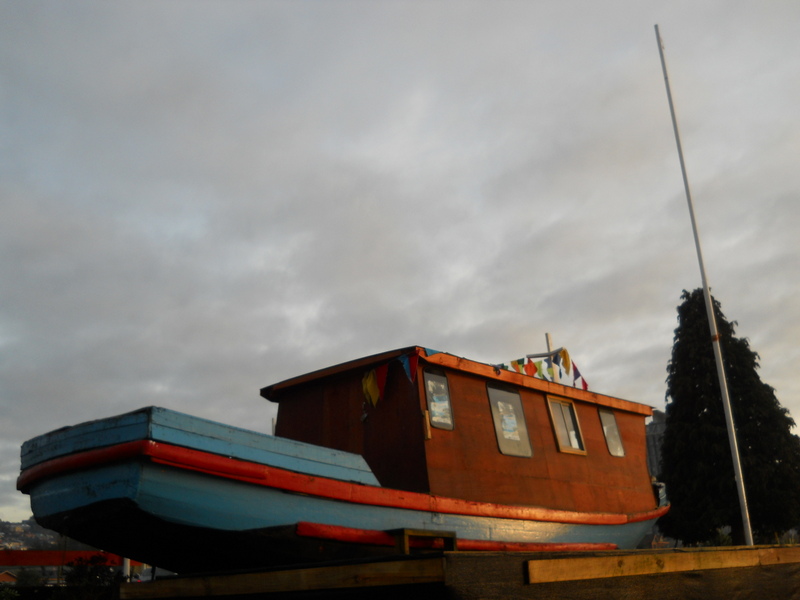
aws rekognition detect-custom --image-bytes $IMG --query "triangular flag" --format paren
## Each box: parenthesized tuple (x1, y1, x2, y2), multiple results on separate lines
(362, 370, 380, 406)
(560, 348, 571, 374)
(398, 355, 411, 381)
(375, 363, 389, 401)
(572, 362, 589, 390)
(408, 352, 418, 382)
(524, 360, 538, 377)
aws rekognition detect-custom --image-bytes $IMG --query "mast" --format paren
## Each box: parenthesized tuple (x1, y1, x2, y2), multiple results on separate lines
(654, 24, 754, 546)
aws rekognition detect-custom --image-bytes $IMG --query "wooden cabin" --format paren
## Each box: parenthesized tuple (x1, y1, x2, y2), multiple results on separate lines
(261, 346, 658, 516)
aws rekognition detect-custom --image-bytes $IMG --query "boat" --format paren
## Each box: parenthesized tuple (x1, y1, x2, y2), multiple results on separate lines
(17, 346, 668, 573)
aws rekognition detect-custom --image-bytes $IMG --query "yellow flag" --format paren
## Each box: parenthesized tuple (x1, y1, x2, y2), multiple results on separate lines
(560, 348, 571, 374)
(362, 370, 380, 406)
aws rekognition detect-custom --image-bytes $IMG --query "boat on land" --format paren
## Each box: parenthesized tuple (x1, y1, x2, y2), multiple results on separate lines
(18, 346, 668, 573)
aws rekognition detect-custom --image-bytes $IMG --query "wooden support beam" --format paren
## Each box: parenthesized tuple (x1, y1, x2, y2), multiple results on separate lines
(527, 546, 800, 584)
(119, 557, 445, 599)
(388, 529, 456, 554)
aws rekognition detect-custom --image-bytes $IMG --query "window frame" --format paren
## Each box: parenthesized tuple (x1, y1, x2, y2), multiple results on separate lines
(423, 368, 454, 430)
(547, 396, 586, 455)
(598, 408, 625, 457)
(487, 384, 532, 458)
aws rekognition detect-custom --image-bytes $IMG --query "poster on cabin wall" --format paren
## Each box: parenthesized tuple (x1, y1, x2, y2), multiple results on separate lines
(498, 401, 522, 440)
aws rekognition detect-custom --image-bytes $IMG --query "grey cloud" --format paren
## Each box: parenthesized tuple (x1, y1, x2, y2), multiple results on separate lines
(2, 1, 799, 521)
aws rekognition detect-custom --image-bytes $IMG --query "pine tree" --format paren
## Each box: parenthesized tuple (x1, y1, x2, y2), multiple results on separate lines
(659, 289, 800, 544)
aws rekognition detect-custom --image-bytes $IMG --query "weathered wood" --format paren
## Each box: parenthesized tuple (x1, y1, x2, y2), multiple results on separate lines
(527, 547, 773, 583)
(119, 548, 800, 600)
(388, 528, 457, 554)
(445, 549, 800, 600)
(119, 557, 444, 599)
(268, 346, 659, 517)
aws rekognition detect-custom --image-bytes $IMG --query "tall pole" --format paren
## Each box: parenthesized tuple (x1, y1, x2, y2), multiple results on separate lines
(655, 24, 754, 546)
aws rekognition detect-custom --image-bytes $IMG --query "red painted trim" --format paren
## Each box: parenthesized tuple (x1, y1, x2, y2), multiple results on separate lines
(295, 521, 618, 552)
(0, 550, 139, 567)
(420, 351, 653, 416)
(19, 441, 669, 527)
(16, 440, 151, 491)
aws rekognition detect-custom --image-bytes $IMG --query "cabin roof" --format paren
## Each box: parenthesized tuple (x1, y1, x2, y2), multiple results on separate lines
(261, 346, 653, 416)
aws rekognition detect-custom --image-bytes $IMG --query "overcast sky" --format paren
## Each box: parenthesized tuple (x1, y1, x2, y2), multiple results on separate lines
(2, 1, 798, 522)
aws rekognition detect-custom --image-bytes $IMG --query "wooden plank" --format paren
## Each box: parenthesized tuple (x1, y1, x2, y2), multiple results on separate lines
(756, 545, 800, 565)
(119, 557, 444, 599)
(527, 547, 800, 584)
(388, 529, 456, 554)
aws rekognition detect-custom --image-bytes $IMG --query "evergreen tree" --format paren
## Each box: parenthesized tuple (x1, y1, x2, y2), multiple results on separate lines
(659, 289, 800, 544)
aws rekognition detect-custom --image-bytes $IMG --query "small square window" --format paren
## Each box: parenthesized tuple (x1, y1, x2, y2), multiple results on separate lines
(599, 408, 625, 457)
(424, 369, 454, 430)
(547, 397, 585, 454)
(488, 385, 532, 457)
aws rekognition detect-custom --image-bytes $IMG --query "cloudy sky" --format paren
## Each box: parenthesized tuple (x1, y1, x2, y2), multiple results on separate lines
(2, 1, 798, 521)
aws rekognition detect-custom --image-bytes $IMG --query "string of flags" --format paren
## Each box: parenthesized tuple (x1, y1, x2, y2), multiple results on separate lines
(499, 347, 589, 390)
(362, 347, 588, 407)
(362, 352, 419, 407)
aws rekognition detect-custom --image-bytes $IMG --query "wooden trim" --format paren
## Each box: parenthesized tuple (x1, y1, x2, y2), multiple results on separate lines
(420, 352, 653, 416)
(261, 347, 419, 400)
(19, 440, 669, 526)
(526, 546, 800, 584)
(546, 396, 587, 455)
(17, 440, 150, 491)
(260, 346, 653, 416)
(295, 521, 617, 552)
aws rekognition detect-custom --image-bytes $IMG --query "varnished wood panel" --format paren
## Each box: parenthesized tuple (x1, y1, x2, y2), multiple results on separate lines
(423, 368, 657, 514)
(274, 362, 429, 493)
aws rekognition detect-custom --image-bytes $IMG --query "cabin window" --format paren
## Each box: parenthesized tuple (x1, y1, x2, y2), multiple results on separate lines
(487, 385, 532, 457)
(423, 369, 454, 430)
(599, 408, 625, 457)
(547, 397, 585, 454)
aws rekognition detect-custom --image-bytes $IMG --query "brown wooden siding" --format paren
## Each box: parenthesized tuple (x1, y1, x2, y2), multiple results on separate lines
(274, 361, 429, 494)
(269, 347, 657, 516)
(421, 367, 656, 514)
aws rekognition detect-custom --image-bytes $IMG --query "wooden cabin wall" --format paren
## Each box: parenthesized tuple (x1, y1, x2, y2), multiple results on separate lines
(422, 369, 657, 514)
(274, 361, 429, 493)
(274, 377, 364, 455)
(362, 361, 429, 493)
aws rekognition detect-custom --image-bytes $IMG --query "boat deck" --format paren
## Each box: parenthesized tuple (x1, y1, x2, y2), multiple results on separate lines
(119, 545, 800, 600)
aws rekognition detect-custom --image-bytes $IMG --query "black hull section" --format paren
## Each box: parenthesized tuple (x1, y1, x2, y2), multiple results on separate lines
(38, 499, 403, 574)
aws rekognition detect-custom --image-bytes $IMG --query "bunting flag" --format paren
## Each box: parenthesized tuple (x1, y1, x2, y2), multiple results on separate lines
(375, 363, 389, 400)
(573, 363, 589, 391)
(499, 349, 588, 390)
(362, 370, 380, 406)
(398, 353, 419, 383)
(560, 348, 571, 373)
(362, 351, 421, 406)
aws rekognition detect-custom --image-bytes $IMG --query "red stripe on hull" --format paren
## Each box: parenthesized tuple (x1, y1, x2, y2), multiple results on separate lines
(294, 521, 617, 552)
(18, 440, 669, 526)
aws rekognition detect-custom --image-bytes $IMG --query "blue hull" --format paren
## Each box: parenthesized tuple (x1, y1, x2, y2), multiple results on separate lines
(20, 407, 664, 572)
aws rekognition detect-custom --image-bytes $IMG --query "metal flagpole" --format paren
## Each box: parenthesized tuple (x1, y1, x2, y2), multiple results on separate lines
(655, 24, 754, 546)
